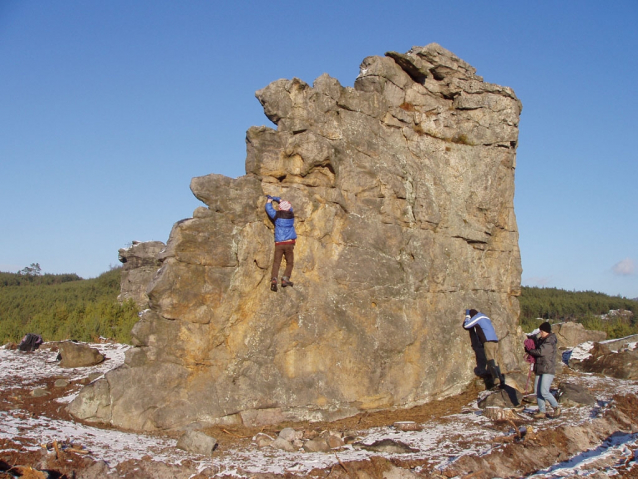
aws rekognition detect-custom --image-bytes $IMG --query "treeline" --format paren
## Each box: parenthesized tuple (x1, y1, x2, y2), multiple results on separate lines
(520, 286, 638, 339)
(0, 267, 139, 345)
(0, 271, 82, 287)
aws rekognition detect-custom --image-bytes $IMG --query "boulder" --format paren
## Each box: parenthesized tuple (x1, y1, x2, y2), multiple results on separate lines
(253, 433, 275, 448)
(356, 439, 418, 454)
(271, 437, 296, 452)
(118, 240, 166, 309)
(58, 342, 104, 368)
(31, 387, 50, 397)
(557, 382, 596, 407)
(279, 427, 303, 442)
(570, 342, 638, 379)
(598, 335, 638, 352)
(477, 386, 523, 408)
(70, 43, 524, 431)
(553, 322, 606, 349)
(303, 438, 331, 453)
(176, 430, 217, 456)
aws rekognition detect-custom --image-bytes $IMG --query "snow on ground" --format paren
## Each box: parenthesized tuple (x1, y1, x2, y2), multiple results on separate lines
(0, 342, 127, 390)
(529, 433, 638, 478)
(2, 342, 638, 477)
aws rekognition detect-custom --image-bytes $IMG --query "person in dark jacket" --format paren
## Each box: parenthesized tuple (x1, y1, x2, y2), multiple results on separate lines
(265, 196, 297, 292)
(463, 309, 505, 389)
(525, 321, 561, 419)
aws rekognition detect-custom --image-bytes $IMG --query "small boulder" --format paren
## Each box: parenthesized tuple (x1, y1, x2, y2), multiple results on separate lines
(253, 433, 275, 448)
(271, 437, 296, 452)
(319, 430, 345, 449)
(477, 386, 523, 409)
(58, 342, 104, 368)
(355, 439, 418, 454)
(326, 435, 345, 449)
(303, 438, 331, 453)
(279, 427, 303, 442)
(31, 387, 50, 397)
(176, 430, 217, 456)
(394, 421, 421, 431)
(54, 379, 69, 388)
(557, 382, 596, 407)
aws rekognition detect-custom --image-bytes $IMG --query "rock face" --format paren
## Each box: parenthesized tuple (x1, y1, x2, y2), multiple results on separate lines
(118, 241, 166, 309)
(552, 322, 606, 349)
(69, 43, 523, 431)
(58, 342, 104, 368)
(570, 342, 638, 379)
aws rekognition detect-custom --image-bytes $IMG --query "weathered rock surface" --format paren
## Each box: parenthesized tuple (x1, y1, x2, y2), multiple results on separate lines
(477, 386, 523, 408)
(70, 43, 524, 431)
(176, 430, 217, 456)
(570, 342, 638, 379)
(553, 322, 607, 349)
(117, 240, 166, 309)
(557, 382, 596, 407)
(58, 342, 104, 368)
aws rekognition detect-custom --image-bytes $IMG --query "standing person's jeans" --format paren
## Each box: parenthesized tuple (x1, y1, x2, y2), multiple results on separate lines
(536, 374, 558, 412)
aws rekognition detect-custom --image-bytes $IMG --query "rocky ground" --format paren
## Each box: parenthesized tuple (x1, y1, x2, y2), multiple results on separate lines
(2, 342, 638, 478)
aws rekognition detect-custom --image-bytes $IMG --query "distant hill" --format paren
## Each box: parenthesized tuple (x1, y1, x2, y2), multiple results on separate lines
(520, 286, 638, 339)
(0, 267, 138, 344)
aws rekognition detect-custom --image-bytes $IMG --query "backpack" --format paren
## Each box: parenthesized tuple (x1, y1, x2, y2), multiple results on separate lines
(524, 338, 536, 363)
(19, 333, 43, 352)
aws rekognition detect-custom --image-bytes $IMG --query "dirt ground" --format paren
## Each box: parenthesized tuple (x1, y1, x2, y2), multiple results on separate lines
(3, 345, 638, 478)
(0, 369, 482, 478)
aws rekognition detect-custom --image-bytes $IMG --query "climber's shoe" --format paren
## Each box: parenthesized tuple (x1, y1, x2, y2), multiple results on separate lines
(270, 278, 278, 292)
(282, 276, 294, 288)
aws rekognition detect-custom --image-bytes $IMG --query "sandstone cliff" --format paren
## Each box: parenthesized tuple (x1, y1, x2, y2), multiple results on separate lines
(70, 43, 524, 431)
(117, 240, 166, 309)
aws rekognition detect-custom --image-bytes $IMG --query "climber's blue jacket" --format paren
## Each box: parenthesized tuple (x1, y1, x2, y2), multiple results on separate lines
(265, 198, 297, 243)
(463, 312, 498, 343)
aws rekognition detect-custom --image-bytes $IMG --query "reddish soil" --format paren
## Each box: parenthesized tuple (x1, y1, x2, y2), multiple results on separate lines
(3, 368, 638, 478)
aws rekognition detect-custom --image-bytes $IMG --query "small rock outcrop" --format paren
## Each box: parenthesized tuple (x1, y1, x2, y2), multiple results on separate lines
(557, 382, 596, 406)
(58, 342, 104, 368)
(117, 241, 166, 309)
(176, 430, 218, 456)
(553, 322, 606, 348)
(570, 342, 638, 379)
(70, 43, 524, 431)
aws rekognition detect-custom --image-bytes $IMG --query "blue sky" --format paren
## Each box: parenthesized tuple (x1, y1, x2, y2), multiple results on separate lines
(1, 1, 636, 298)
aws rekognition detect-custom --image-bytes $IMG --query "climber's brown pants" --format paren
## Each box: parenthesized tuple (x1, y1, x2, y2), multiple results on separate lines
(272, 243, 294, 279)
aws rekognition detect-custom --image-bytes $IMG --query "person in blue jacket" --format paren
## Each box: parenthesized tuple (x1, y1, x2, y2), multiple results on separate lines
(463, 309, 505, 389)
(265, 195, 297, 292)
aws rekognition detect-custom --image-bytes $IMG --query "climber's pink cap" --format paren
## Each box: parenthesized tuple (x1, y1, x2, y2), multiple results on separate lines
(279, 200, 292, 211)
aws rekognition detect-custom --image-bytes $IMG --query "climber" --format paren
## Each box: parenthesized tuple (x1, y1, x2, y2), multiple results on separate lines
(265, 195, 297, 292)
(525, 322, 561, 419)
(463, 309, 505, 389)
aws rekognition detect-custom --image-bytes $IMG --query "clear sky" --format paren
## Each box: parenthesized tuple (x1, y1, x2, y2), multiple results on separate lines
(1, 1, 636, 298)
